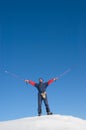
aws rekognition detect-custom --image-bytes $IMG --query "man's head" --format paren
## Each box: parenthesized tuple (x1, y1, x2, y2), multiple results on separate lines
(39, 77, 44, 83)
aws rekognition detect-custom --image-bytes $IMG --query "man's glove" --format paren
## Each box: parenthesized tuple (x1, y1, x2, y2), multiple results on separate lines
(53, 77, 58, 81)
(24, 80, 29, 83)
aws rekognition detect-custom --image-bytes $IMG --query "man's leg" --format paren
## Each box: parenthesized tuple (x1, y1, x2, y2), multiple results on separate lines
(38, 93, 42, 116)
(43, 94, 51, 114)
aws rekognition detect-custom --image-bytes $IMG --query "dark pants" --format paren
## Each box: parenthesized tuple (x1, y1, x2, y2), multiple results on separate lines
(38, 93, 50, 114)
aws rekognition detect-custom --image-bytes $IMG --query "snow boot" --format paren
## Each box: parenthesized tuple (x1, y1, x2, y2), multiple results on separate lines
(38, 113, 42, 116)
(47, 112, 53, 115)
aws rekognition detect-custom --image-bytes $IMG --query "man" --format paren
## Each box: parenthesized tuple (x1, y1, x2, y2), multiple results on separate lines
(25, 77, 58, 116)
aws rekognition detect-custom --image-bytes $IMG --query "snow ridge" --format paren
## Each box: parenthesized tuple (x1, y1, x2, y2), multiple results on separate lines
(0, 114, 86, 130)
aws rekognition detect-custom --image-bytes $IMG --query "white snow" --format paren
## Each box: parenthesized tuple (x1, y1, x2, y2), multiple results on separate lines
(0, 114, 86, 130)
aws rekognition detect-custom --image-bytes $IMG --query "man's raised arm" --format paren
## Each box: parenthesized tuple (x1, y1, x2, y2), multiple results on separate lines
(47, 77, 58, 85)
(25, 80, 36, 86)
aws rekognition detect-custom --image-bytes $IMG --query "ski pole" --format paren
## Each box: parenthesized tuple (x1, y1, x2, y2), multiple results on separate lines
(4, 70, 29, 87)
(57, 67, 71, 79)
(4, 70, 25, 81)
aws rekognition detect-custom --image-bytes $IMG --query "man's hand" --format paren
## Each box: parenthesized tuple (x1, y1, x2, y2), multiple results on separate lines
(53, 77, 58, 81)
(24, 80, 29, 83)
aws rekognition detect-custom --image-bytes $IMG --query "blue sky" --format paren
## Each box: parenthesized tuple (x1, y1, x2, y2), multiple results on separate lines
(0, 0, 86, 121)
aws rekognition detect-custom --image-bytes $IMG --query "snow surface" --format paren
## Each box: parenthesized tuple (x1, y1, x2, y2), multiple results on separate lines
(0, 115, 86, 130)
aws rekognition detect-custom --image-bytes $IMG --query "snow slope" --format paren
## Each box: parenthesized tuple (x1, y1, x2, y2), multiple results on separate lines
(0, 115, 86, 130)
